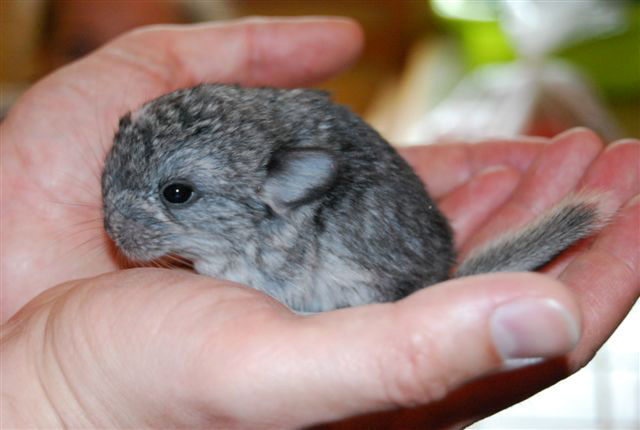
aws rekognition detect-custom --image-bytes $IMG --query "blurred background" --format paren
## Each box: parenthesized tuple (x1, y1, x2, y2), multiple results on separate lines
(1, 0, 639, 141)
(1, 1, 638, 428)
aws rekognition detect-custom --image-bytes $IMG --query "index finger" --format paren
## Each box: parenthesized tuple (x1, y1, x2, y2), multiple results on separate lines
(110, 17, 365, 90)
(9, 17, 364, 128)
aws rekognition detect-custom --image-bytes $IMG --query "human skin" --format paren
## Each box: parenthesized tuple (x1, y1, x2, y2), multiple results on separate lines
(1, 17, 638, 429)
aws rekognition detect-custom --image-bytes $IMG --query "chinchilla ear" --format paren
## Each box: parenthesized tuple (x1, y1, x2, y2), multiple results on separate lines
(262, 148, 339, 214)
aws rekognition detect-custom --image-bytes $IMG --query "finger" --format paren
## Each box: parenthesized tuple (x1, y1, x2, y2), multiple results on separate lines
(223, 273, 581, 427)
(543, 138, 640, 276)
(460, 128, 604, 254)
(1, 268, 290, 428)
(399, 137, 545, 199)
(20, 17, 363, 118)
(577, 138, 640, 206)
(438, 166, 521, 247)
(140, 17, 365, 88)
(560, 194, 639, 369)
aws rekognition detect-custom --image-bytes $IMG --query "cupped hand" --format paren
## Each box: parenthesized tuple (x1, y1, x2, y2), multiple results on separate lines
(0, 17, 363, 319)
(1, 17, 638, 430)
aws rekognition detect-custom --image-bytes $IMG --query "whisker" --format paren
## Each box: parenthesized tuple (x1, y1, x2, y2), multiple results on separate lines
(47, 228, 99, 248)
(56, 228, 105, 243)
(65, 217, 104, 227)
(164, 254, 194, 270)
(77, 241, 110, 261)
(48, 199, 102, 209)
(66, 236, 103, 254)
(60, 170, 99, 199)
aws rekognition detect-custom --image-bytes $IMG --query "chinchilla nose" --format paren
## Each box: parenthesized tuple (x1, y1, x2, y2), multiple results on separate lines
(103, 192, 145, 239)
(102, 195, 165, 260)
(103, 203, 124, 240)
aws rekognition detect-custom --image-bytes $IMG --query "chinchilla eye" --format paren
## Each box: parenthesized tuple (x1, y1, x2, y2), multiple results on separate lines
(161, 183, 195, 205)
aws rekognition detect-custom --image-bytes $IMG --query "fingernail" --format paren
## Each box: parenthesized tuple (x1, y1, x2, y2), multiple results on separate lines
(491, 298, 580, 360)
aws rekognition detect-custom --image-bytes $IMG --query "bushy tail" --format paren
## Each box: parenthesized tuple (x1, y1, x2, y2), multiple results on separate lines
(454, 195, 609, 278)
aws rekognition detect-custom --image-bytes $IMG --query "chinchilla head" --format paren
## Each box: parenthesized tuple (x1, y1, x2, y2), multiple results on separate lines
(101, 84, 340, 263)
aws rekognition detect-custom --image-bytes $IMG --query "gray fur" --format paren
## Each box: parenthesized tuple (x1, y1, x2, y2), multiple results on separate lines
(102, 84, 600, 312)
(455, 198, 600, 277)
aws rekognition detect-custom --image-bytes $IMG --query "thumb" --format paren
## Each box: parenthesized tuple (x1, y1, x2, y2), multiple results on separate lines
(240, 273, 581, 427)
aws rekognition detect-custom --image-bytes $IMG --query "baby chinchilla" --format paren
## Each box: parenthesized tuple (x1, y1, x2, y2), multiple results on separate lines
(102, 84, 601, 312)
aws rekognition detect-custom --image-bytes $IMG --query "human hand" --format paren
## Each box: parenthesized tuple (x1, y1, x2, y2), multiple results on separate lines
(1, 16, 638, 429)
(0, 17, 363, 319)
(350, 129, 639, 429)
